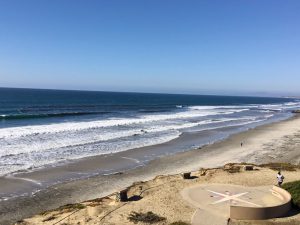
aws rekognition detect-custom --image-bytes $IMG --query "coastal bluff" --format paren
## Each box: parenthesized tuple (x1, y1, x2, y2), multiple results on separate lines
(15, 163, 300, 225)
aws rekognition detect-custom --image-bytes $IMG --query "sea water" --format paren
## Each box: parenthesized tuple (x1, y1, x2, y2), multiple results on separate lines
(0, 87, 299, 176)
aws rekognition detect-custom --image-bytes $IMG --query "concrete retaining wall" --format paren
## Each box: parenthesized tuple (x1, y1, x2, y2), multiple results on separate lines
(230, 186, 291, 220)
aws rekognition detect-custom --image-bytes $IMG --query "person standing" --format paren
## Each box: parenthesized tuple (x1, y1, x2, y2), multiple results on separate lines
(277, 171, 284, 187)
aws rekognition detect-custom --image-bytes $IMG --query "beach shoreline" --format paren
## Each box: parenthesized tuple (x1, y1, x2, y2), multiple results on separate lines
(1, 114, 300, 225)
(0, 113, 291, 200)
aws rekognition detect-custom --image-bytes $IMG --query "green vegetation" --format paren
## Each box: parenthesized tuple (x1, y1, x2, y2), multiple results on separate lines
(128, 211, 166, 224)
(260, 163, 299, 171)
(282, 180, 300, 208)
(169, 221, 190, 225)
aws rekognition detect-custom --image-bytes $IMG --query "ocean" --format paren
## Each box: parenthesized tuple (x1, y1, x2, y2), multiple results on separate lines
(0, 87, 299, 177)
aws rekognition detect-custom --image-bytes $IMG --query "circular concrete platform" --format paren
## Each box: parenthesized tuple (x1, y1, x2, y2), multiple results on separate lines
(181, 184, 290, 225)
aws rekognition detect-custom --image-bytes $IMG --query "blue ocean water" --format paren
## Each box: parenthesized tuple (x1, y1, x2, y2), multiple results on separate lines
(0, 87, 299, 175)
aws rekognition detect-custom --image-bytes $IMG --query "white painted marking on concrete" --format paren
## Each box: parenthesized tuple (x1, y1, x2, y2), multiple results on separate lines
(207, 190, 262, 207)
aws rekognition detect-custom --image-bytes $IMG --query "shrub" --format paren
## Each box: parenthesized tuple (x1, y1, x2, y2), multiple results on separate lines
(282, 180, 300, 208)
(260, 163, 299, 171)
(169, 221, 190, 225)
(128, 211, 166, 224)
(224, 166, 241, 173)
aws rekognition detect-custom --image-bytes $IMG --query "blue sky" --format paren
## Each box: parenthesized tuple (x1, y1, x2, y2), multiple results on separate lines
(0, 1, 299, 96)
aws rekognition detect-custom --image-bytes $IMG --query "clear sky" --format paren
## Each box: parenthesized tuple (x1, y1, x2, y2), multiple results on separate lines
(0, 1, 299, 96)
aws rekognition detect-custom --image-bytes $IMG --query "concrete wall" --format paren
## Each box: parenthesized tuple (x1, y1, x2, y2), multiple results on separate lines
(230, 186, 291, 220)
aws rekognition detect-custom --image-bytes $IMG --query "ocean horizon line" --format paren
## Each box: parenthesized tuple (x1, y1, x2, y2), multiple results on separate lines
(0, 86, 294, 99)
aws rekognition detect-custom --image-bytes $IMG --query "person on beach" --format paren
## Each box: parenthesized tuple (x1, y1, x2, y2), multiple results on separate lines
(240, 142, 243, 147)
(277, 171, 284, 187)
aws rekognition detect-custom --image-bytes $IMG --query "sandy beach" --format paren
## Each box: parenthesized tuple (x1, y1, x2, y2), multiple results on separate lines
(15, 165, 300, 225)
(1, 114, 300, 225)
(2, 1, 300, 224)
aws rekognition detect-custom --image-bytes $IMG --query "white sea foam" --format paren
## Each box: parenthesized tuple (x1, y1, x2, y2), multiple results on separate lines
(256, 101, 300, 111)
(0, 130, 181, 175)
(0, 106, 246, 138)
(0, 117, 242, 157)
(188, 105, 248, 110)
(5, 175, 42, 186)
(0, 102, 295, 176)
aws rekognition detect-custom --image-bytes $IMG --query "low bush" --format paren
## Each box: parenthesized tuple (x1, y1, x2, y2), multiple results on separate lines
(128, 211, 166, 224)
(260, 163, 299, 171)
(282, 180, 300, 208)
(169, 221, 190, 225)
(224, 166, 241, 173)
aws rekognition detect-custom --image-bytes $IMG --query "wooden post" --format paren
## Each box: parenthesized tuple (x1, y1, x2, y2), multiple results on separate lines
(243, 165, 254, 171)
(182, 172, 191, 179)
(116, 189, 128, 202)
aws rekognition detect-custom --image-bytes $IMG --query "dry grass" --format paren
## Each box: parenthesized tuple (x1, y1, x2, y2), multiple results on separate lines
(39, 203, 86, 216)
(223, 164, 241, 173)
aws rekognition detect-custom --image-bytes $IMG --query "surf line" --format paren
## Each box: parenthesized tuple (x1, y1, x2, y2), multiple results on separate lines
(5, 174, 42, 186)
(121, 156, 144, 165)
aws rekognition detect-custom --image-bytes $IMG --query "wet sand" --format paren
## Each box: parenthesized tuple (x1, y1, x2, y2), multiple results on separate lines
(1, 115, 300, 225)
